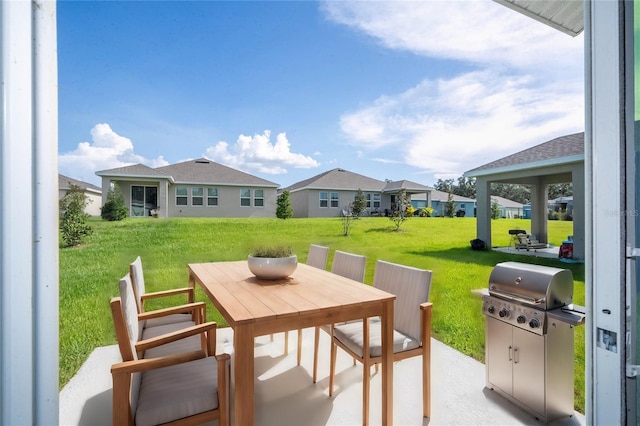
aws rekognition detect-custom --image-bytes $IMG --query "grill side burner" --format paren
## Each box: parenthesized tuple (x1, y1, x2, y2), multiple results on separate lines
(477, 261, 585, 423)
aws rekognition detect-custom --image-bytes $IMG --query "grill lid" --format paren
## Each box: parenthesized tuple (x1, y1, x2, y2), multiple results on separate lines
(488, 261, 573, 310)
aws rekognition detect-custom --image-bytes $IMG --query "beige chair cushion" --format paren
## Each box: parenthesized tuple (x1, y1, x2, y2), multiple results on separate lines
(145, 313, 194, 328)
(141, 321, 200, 359)
(135, 356, 220, 426)
(333, 317, 419, 358)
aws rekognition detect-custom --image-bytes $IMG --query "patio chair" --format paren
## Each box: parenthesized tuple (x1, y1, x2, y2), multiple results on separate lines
(312, 250, 366, 383)
(508, 229, 527, 247)
(291, 244, 330, 365)
(515, 233, 548, 250)
(130, 256, 198, 327)
(329, 260, 432, 425)
(110, 274, 230, 425)
(117, 273, 208, 358)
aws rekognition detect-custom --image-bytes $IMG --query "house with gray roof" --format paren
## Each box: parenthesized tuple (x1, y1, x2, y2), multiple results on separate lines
(59, 174, 102, 216)
(284, 168, 433, 218)
(96, 158, 279, 218)
(465, 132, 584, 260)
(412, 190, 476, 217)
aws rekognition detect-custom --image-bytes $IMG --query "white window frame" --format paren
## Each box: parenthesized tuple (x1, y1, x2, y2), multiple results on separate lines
(207, 187, 218, 206)
(176, 186, 188, 206)
(330, 192, 339, 208)
(254, 189, 264, 207)
(319, 191, 328, 208)
(240, 188, 251, 207)
(192, 187, 204, 206)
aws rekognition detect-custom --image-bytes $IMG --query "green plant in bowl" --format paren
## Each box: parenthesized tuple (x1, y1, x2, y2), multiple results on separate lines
(250, 245, 293, 258)
(248, 245, 297, 279)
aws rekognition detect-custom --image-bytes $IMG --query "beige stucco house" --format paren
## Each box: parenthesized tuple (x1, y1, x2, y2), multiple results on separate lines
(284, 168, 433, 218)
(58, 174, 102, 216)
(96, 158, 279, 218)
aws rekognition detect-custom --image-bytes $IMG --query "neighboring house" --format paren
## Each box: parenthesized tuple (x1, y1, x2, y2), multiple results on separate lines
(96, 158, 279, 218)
(548, 195, 573, 218)
(58, 174, 102, 216)
(491, 196, 524, 218)
(413, 190, 476, 217)
(283, 168, 432, 218)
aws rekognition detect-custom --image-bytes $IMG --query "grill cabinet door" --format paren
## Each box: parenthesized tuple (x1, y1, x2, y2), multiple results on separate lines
(486, 317, 513, 393)
(512, 327, 545, 417)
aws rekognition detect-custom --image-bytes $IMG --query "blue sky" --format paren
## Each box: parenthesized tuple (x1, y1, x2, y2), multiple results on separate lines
(57, 1, 584, 188)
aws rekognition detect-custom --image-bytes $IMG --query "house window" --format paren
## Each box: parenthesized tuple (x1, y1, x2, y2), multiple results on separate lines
(192, 187, 204, 206)
(365, 193, 371, 208)
(254, 189, 264, 207)
(330, 192, 339, 208)
(319, 192, 328, 208)
(176, 187, 188, 206)
(240, 189, 251, 207)
(207, 188, 218, 206)
(373, 193, 381, 208)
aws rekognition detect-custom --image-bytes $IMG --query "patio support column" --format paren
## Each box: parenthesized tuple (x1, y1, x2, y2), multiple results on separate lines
(530, 180, 548, 244)
(475, 177, 491, 247)
(572, 164, 585, 260)
(159, 180, 169, 218)
(0, 1, 59, 423)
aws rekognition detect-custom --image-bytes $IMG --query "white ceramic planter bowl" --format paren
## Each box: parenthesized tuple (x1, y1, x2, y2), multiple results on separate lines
(247, 254, 298, 280)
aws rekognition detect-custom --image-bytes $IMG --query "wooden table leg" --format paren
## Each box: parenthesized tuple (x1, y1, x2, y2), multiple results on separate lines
(234, 323, 255, 425)
(381, 300, 394, 425)
(188, 272, 195, 304)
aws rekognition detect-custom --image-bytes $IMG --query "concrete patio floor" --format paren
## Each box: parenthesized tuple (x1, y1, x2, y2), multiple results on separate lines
(60, 327, 586, 425)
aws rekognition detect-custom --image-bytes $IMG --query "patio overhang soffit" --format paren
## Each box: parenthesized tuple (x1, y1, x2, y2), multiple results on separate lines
(493, 0, 584, 37)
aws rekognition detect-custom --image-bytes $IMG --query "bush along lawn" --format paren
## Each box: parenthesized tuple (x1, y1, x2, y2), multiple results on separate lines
(60, 216, 584, 412)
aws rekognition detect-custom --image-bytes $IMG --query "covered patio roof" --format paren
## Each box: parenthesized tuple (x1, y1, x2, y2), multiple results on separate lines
(465, 132, 584, 260)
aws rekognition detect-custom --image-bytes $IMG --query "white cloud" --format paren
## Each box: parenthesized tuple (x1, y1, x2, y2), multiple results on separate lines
(325, 1, 584, 178)
(58, 123, 169, 185)
(204, 130, 320, 174)
(341, 70, 583, 176)
(321, 0, 582, 74)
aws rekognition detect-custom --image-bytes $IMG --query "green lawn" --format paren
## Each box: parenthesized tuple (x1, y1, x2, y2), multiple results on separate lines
(60, 216, 584, 411)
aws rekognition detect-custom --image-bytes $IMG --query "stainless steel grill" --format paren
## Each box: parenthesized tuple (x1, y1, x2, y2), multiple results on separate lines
(479, 261, 585, 423)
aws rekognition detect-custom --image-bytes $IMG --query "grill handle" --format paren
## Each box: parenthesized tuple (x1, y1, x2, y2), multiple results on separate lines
(490, 288, 545, 306)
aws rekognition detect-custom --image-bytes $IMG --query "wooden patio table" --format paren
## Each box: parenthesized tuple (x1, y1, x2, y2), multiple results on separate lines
(188, 261, 396, 425)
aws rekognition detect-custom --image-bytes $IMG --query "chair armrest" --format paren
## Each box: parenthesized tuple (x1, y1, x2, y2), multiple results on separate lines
(136, 321, 217, 355)
(112, 350, 207, 375)
(141, 287, 193, 301)
(419, 302, 433, 311)
(138, 302, 206, 323)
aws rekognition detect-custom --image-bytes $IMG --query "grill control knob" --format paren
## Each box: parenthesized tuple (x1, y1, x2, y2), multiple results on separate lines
(499, 308, 510, 318)
(487, 305, 495, 314)
(529, 318, 540, 329)
(517, 315, 526, 324)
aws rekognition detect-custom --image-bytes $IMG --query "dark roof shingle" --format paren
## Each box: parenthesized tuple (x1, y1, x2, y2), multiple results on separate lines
(466, 132, 584, 174)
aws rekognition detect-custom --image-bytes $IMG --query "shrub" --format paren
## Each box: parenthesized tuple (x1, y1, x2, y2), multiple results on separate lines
(351, 189, 367, 218)
(276, 190, 293, 219)
(101, 183, 128, 221)
(59, 184, 92, 247)
(389, 189, 411, 231)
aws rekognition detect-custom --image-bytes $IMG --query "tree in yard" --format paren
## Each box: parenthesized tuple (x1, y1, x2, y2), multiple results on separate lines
(351, 188, 367, 218)
(491, 198, 501, 219)
(276, 190, 293, 219)
(341, 205, 354, 236)
(101, 182, 128, 221)
(59, 184, 92, 247)
(444, 192, 456, 218)
(389, 189, 411, 231)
